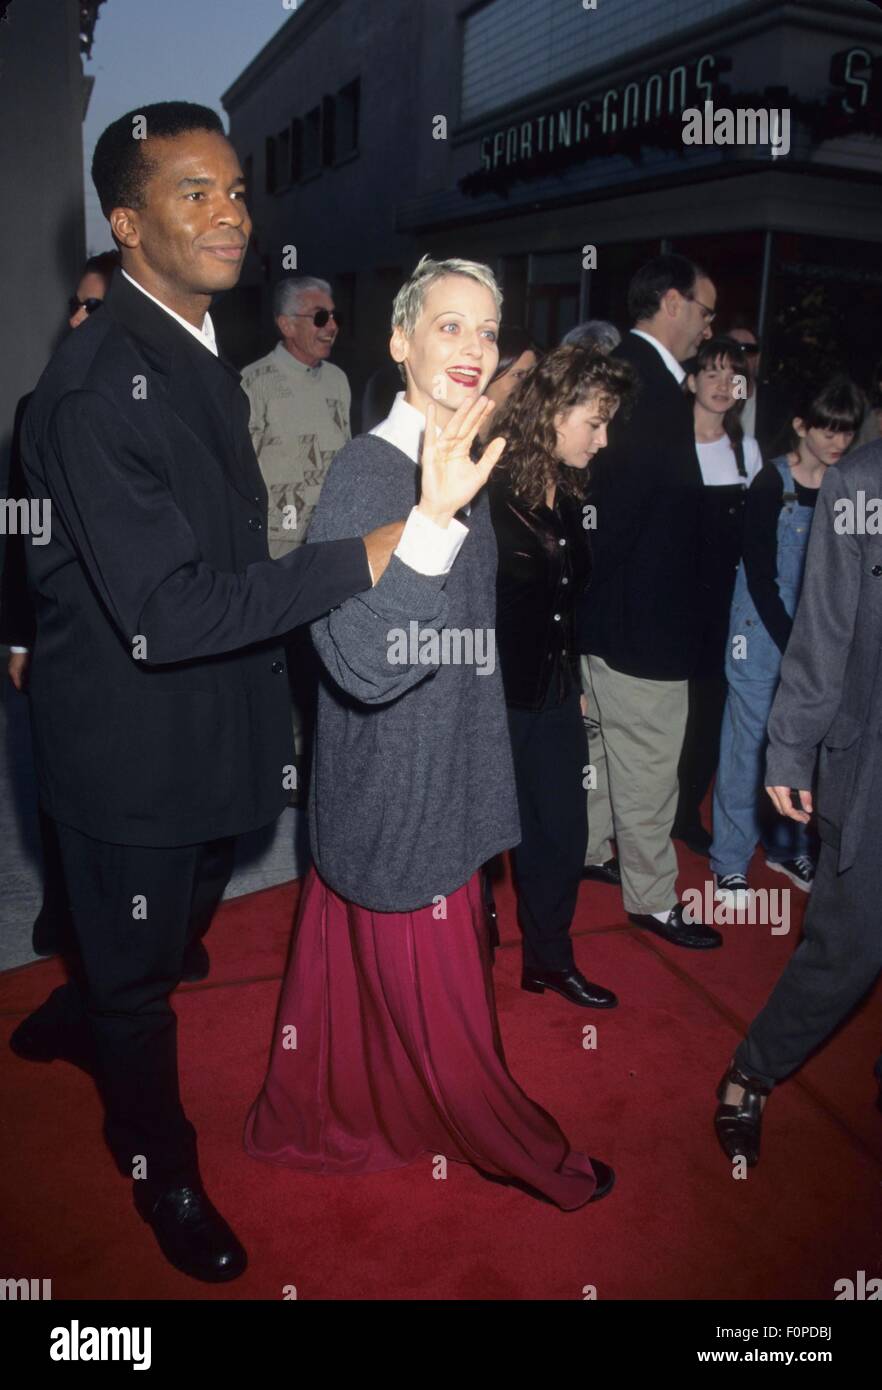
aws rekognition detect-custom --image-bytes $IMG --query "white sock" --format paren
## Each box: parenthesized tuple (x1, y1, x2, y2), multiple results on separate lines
(651, 908, 674, 924)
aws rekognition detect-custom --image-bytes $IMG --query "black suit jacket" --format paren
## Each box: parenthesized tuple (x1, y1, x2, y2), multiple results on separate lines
(20, 272, 371, 846)
(577, 331, 703, 680)
(0, 393, 37, 647)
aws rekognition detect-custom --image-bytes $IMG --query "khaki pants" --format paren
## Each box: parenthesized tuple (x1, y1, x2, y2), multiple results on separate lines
(579, 655, 615, 864)
(583, 654, 688, 915)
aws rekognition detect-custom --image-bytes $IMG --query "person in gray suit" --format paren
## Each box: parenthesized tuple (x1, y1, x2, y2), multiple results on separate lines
(715, 433, 882, 1166)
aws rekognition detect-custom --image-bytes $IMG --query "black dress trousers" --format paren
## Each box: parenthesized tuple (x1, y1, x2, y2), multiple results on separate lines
(736, 740, 882, 1086)
(676, 482, 747, 832)
(506, 684, 587, 972)
(49, 821, 235, 1188)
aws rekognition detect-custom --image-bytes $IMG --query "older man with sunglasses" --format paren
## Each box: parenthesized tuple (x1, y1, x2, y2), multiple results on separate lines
(241, 275, 352, 793)
(242, 275, 350, 559)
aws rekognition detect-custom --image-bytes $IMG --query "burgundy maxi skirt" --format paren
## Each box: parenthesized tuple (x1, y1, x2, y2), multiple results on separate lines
(244, 866, 599, 1210)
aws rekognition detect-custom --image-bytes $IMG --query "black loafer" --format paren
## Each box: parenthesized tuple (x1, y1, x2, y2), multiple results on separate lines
(714, 1061, 771, 1166)
(581, 858, 622, 887)
(628, 902, 722, 949)
(180, 939, 210, 983)
(31, 910, 63, 958)
(588, 1157, 615, 1202)
(9, 1006, 96, 1076)
(134, 1181, 247, 1283)
(522, 966, 618, 1009)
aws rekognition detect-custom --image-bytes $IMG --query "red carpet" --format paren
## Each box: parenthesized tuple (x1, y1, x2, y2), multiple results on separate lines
(1, 846, 880, 1300)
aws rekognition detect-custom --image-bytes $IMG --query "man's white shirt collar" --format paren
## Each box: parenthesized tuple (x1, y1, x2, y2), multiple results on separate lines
(122, 269, 218, 357)
(630, 329, 686, 385)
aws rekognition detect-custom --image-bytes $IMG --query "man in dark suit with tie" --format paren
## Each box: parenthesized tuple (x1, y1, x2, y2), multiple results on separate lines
(715, 437, 882, 1165)
(578, 255, 722, 950)
(9, 102, 410, 1283)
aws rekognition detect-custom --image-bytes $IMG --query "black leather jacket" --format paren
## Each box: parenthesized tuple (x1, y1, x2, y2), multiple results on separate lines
(488, 473, 591, 710)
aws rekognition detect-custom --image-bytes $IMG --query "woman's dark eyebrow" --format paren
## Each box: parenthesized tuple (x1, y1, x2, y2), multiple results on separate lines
(429, 310, 499, 324)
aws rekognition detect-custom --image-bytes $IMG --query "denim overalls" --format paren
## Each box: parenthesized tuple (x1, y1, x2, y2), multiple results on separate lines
(710, 455, 814, 877)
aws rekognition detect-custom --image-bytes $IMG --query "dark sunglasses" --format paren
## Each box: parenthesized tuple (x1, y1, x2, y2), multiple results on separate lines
(69, 296, 103, 317)
(290, 308, 343, 329)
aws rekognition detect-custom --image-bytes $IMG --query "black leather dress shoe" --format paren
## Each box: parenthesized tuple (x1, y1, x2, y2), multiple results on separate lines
(672, 821, 713, 856)
(628, 902, 722, 949)
(581, 858, 622, 887)
(522, 966, 618, 1009)
(134, 1181, 247, 1283)
(714, 1061, 771, 1166)
(180, 940, 210, 983)
(31, 911, 61, 958)
(587, 1157, 615, 1202)
(9, 1009, 95, 1075)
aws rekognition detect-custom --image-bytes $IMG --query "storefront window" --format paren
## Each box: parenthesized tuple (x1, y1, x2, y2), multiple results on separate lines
(668, 231, 765, 334)
(526, 250, 580, 347)
(767, 232, 882, 397)
(587, 241, 658, 332)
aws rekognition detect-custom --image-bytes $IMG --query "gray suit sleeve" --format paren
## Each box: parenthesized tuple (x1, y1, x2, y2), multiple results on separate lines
(765, 464, 860, 789)
(307, 442, 452, 704)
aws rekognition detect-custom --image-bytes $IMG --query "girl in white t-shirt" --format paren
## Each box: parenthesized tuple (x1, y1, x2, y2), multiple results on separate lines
(673, 337, 763, 852)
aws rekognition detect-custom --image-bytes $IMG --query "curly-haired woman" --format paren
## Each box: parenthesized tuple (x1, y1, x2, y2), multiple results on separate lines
(488, 345, 636, 1008)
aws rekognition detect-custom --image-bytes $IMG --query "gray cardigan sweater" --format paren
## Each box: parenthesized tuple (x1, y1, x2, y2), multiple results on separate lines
(306, 433, 521, 912)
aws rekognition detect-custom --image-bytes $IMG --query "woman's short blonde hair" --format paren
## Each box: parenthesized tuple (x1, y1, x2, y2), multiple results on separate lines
(390, 255, 503, 380)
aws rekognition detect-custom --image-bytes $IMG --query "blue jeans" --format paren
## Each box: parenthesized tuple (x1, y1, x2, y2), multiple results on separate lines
(710, 674, 811, 879)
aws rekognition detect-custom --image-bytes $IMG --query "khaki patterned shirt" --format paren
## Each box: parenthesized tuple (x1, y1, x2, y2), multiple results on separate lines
(241, 342, 351, 558)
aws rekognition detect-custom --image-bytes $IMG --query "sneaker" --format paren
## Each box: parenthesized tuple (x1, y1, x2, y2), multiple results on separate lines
(767, 856, 814, 891)
(715, 873, 750, 908)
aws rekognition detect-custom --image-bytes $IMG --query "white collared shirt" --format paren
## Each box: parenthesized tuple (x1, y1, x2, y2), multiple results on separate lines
(630, 329, 686, 385)
(122, 270, 218, 357)
(370, 390, 429, 460)
(370, 391, 468, 576)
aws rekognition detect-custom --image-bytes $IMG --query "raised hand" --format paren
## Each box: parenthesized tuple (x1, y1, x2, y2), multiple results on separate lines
(418, 396, 506, 527)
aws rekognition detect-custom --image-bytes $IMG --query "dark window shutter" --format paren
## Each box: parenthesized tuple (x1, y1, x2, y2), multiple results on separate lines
(337, 78, 360, 157)
(303, 106, 321, 174)
(321, 94, 336, 165)
(265, 135, 277, 194)
(290, 118, 302, 182)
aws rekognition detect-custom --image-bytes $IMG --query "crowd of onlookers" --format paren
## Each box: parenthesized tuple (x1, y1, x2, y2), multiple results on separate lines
(12, 95, 882, 1282)
(3, 248, 879, 997)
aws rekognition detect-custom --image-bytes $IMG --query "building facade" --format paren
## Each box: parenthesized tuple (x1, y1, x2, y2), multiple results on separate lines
(0, 0, 106, 481)
(222, 0, 882, 422)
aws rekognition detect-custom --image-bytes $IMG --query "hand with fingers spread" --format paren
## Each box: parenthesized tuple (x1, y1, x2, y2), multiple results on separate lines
(765, 785, 813, 823)
(418, 395, 506, 528)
